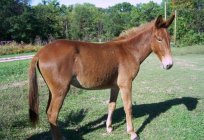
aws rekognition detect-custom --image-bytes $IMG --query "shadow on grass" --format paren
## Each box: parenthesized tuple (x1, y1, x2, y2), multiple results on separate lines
(27, 97, 198, 140)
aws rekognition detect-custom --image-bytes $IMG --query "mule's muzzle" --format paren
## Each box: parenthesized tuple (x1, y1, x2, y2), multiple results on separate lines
(162, 56, 173, 70)
(165, 63, 173, 70)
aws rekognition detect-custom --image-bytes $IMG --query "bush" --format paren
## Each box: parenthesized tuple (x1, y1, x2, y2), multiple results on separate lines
(178, 30, 204, 46)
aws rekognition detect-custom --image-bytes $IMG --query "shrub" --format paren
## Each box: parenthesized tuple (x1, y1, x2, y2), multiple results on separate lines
(178, 30, 204, 46)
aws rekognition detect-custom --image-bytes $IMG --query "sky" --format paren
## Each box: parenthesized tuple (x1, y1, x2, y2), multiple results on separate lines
(31, 0, 162, 8)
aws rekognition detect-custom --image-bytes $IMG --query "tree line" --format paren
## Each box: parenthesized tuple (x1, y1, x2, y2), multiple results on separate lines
(0, 0, 204, 46)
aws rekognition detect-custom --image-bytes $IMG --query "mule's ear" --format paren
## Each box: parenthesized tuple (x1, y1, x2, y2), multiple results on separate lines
(165, 13, 175, 28)
(155, 15, 165, 28)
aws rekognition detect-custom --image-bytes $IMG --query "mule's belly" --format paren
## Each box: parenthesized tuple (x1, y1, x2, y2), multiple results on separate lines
(70, 75, 116, 90)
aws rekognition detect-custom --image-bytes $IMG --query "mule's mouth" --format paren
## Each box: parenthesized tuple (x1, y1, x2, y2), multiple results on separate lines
(162, 56, 173, 70)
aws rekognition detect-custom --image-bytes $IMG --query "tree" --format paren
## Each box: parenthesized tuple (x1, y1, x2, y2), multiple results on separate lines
(103, 2, 133, 40)
(0, 0, 27, 41)
(169, 0, 204, 45)
(69, 3, 101, 41)
(7, 7, 36, 43)
(32, 0, 64, 42)
(137, 2, 163, 23)
(1, 0, 203, 45)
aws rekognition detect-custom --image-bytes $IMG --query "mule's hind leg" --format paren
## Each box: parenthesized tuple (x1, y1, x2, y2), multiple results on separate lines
(47, 85, 70, 140)
(46, 90, 51, 113)
(106, 87, 119, 133)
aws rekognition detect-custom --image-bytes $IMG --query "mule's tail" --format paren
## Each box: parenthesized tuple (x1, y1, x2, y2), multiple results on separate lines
(28, 55, 39, 126)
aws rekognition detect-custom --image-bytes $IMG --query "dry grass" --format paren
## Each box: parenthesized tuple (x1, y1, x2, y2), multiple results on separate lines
(0, 42, 42, 55)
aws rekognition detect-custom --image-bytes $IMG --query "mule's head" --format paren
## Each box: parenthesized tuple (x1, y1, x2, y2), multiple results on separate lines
(151, 14, 175, 70)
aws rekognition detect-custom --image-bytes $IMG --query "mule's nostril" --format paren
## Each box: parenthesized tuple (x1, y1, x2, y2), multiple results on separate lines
(162, 57, 173, 70)
(166, 64, 173, 70)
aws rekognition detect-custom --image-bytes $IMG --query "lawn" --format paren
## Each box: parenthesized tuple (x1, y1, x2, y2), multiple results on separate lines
(0, 46, 204, 140)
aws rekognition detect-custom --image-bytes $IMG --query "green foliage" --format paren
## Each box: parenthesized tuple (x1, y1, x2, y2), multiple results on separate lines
(168, 0, 204, 46)
(179, 30, 204, 46)
(32, 3, 64, 40)
(0, 0, 204, 46)
(0, 0, 26, 40)
(102, 2, 133, 39)
(69, 3, 100, 41)
(129, 2, 163, 28)
(137, 2, 163, 23)
(7, 7, 36, 43)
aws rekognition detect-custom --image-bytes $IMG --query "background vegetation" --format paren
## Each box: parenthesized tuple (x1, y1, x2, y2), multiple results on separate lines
(0, 0, 204, 46)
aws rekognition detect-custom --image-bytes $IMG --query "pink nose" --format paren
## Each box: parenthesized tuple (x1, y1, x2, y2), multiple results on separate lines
(162, 56, 173, 70)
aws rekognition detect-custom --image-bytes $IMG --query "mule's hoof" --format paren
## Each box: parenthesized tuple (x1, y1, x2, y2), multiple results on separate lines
(131, 136, 139, 140)
(106, 127, 113, 133)
(130, 133, 139, 140)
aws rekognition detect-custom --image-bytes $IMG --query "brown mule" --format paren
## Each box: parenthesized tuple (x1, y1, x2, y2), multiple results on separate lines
(29, 15, 175, 140)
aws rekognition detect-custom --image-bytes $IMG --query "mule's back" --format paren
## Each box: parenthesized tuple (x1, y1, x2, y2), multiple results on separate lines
(38, 40, 122, 89)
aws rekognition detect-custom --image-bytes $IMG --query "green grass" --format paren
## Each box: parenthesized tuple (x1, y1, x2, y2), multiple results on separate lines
(172, 45, 204, 56)
(0, 46, 204, 140)
(0, 60, 30, 84)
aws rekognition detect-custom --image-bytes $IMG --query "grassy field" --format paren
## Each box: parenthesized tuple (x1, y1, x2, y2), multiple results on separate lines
(0, 46, 204, 140)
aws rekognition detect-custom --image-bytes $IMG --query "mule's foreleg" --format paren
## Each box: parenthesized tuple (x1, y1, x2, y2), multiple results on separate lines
(106, 87, 119, 133)
(120, 84, 138, 140)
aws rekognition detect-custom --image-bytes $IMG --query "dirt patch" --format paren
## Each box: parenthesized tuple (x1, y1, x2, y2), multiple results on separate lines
(0, 55, 34, 63)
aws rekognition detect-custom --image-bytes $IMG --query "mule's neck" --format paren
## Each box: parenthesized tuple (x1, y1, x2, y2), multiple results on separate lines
(127, 26, 153, 64)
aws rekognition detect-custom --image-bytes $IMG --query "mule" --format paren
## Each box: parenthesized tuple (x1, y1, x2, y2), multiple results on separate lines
(29, 14, 175, 140)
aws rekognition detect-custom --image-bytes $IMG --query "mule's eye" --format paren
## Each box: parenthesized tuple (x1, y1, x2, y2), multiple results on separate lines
(156, 36, 162, 42)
